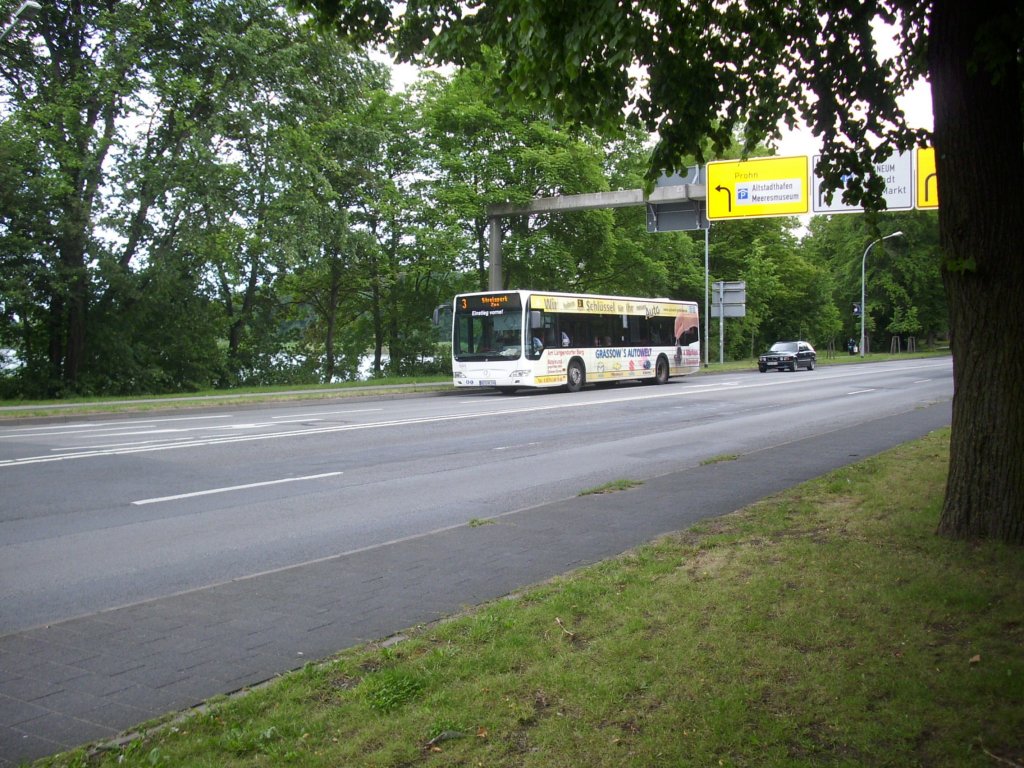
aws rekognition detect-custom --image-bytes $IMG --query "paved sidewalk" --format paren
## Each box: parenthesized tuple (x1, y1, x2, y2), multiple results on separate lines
(0, 403, 950, 765)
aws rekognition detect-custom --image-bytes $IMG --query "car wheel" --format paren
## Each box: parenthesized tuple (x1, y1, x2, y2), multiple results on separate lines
(566, 359, 585, 393)
(758, 364, 767, 373)
(791, 362, 799, 372)
(807, 359, 815, 371)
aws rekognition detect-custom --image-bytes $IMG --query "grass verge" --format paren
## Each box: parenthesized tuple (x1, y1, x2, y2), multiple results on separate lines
(0, 377, 453, 419)
(579, 479, 643, 495)
(37, 426, 1023, 767)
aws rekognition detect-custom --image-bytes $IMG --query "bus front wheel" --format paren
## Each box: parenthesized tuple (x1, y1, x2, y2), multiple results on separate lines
(566, 360, 585, 393)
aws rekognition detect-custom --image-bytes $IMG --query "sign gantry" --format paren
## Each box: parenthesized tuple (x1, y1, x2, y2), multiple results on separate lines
(485, 149, 938, 287)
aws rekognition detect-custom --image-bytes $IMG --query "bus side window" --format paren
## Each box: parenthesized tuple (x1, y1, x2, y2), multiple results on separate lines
(680, 325, 699, 345)
(649, 319, 661, 345)
(651, 316, 673, 345)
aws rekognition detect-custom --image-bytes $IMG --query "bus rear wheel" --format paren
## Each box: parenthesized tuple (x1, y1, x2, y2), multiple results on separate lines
(566, 360, 585, 393)
(654, 356, 670, 384)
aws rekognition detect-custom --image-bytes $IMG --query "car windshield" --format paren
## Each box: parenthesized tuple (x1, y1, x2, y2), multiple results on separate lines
(770, 342, 798, 353)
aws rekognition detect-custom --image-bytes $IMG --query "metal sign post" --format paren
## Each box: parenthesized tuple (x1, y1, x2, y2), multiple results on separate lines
(711, 280, 747, 364)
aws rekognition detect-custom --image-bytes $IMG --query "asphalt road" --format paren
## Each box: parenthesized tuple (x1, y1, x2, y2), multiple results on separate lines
(0, 359, 953, 763)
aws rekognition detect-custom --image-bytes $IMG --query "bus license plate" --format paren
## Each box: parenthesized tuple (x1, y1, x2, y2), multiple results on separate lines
(480, 379, 496, 386)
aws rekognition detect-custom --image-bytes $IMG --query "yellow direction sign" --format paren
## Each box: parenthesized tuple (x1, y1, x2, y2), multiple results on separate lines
(916, 147, 939, 209)
(707, 156, 809, 220)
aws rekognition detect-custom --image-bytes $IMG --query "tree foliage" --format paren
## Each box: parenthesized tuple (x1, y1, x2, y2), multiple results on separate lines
(805, 212, 944, 352)
(298, 0, 930, 206)
(710, 218, 839, 359)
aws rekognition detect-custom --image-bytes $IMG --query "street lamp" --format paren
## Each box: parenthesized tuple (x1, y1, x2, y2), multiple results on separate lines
(0, 0, 41, 43)
(860, 230, 904, 358)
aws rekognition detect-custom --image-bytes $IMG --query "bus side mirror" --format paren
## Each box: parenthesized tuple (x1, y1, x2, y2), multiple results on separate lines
(530, 310, 543, 330)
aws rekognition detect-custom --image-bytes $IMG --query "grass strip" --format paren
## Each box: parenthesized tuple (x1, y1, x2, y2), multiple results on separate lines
(579, 479, 643, 495)
(38, 426, 1022, 767)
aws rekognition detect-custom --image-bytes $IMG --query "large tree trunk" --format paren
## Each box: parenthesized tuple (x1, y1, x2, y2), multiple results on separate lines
(930, 0, 1024, 542)
(53, 225, 89, 390)
(323, 263, 341, 383)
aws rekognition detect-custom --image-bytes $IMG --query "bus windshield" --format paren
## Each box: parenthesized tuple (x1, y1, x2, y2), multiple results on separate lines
(453, 292, 524, 361)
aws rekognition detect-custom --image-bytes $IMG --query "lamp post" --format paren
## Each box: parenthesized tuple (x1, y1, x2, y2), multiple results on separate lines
(860, 230, 904, 358)
(0, 0, 41, 43)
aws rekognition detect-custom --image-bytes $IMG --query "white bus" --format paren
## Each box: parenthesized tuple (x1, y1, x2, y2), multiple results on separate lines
(451, 289, 700, 392)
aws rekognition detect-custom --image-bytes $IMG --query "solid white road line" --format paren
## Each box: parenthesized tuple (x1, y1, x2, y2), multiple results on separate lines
(132, 472, 342, 506)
